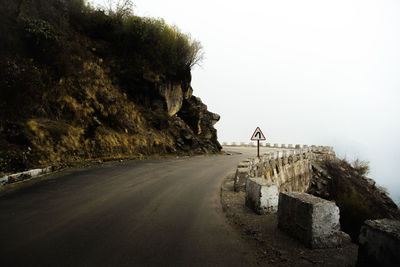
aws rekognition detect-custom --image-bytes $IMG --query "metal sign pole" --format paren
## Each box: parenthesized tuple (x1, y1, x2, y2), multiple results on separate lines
(251, 127, 266, 158)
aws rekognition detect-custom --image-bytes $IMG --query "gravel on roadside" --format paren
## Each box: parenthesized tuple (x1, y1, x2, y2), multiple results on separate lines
(220, 172, 358, 267)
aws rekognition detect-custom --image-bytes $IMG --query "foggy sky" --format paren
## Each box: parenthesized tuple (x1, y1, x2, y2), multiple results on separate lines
(89, 0, 400, 202)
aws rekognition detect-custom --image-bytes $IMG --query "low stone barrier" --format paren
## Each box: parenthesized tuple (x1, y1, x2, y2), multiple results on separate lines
(237, 150, 314, 213)
(278, 192, 348, 248)
(0, 167, 53, 187)
(264, 151, 312, 193)
(246, 177, 278, 214)
(357, 219, 400, 267)
(233, 145, 334, 201)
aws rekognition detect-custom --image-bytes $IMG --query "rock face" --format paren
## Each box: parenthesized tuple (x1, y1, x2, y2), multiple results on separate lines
(308, 162, 331, 199)
(158, 82, 184, 116)
(0, 0, 222, 174)
(357, 219, 400, 267)
(158, 81, 193, 117)
(278, 192, 349, 249)
(177, 96, 221, 153)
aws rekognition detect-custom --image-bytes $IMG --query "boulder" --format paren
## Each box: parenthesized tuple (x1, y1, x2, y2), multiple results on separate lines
(177, 96, 221, 153)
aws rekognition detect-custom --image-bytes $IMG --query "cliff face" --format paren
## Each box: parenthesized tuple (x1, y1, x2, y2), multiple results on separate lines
(0, 0, 221, 174)
(308, 158, 400, 242)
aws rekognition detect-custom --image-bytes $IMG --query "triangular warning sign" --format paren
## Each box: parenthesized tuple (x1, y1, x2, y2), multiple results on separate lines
(250, 127, 266, 141)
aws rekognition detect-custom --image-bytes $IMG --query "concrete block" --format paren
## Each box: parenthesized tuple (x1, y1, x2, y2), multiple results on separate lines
(295, 144, 301, 149)
(266, 143, 271, 147)
(357, 219, 400, 267)
(274, 143, 279, 148)
(234, 168, 249, 192)
(246, 177, 278, 214)
(288, 144, 293, 148)
(278, 192, 347, 248)
(281, 144, 286, 148)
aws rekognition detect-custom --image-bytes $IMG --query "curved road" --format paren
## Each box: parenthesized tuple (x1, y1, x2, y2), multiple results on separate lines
(0, 152, 260, 266)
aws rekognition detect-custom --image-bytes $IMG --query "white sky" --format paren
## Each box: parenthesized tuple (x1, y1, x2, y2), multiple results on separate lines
(89, 0, 400, 202)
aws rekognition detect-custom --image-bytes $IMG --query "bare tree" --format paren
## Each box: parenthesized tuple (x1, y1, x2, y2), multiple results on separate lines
(187, 39, 204, 68)
(101, 0, 134, 18)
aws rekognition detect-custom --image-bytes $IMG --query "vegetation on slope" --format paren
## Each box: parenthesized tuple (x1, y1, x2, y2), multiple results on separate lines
(0, 0, 220, 175)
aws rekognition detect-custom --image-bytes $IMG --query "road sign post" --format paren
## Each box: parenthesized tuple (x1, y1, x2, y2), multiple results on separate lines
(250, 127, 266, 158)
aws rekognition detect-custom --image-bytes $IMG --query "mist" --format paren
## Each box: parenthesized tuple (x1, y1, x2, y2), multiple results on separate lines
(89, 0, 400, 202)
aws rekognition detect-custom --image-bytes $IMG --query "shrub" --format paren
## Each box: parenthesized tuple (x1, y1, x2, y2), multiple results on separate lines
(67, 2, 203, 77)
(116, 16, 203, 80)
(351, 158, 370, 176)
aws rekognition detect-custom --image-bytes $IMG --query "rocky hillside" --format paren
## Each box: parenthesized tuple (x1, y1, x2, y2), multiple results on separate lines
(308, 158, 400, 242)
(0, 0, 221, 175)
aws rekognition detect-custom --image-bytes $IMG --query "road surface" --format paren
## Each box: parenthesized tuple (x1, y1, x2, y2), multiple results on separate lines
(0, 150, 268, 266)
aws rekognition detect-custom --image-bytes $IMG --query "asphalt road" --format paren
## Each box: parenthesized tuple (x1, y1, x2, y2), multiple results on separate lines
(0, 151, 263, 266)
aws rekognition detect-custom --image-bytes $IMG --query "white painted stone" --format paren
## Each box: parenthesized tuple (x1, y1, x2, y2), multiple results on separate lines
(245, 177, 279, 214)
(0, 167, 53, 187)
(27, 169, 43, 177)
